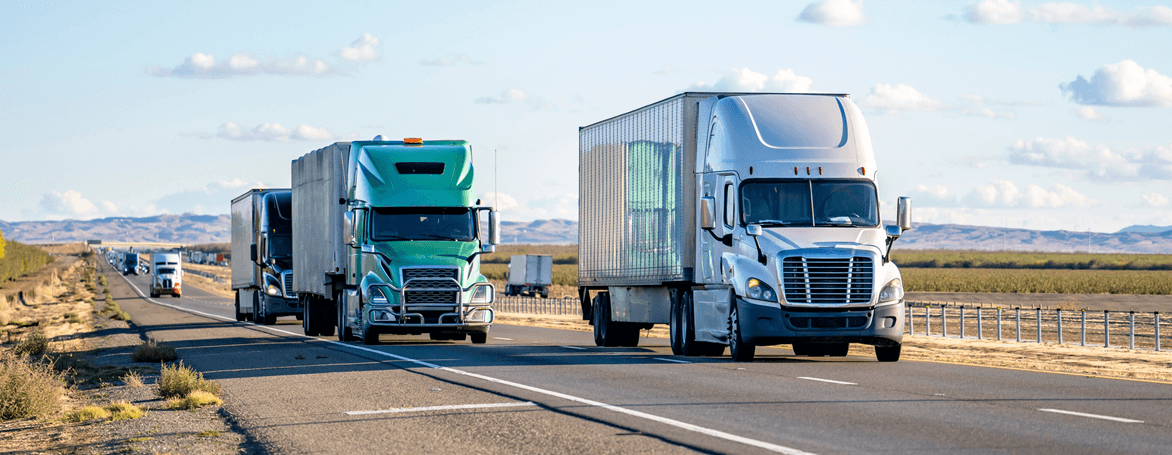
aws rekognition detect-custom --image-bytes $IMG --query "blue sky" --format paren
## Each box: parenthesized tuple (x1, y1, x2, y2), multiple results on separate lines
(2, 0, 1170, 233)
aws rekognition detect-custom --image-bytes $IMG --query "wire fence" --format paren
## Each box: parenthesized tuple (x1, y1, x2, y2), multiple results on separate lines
(495, 295, 582, 316)
(905, 301, 1165, 352)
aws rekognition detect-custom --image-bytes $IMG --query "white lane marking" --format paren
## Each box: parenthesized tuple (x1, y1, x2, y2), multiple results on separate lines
(117, 274, 818, 455)
(493, 337, 514, 341)
(558, 345, 586, 350)
(344, 401, 535, 416)
(797, 377, 857, 386)
(654, 358, 691, 364)
(1037, 408, 1144, 423)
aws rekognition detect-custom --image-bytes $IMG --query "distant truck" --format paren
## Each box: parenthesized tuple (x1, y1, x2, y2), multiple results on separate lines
(231, 189, 298, 325)
(122, 252, 139, 275)
(578, 92, 912, 362)
(292, 138, 500, 344)
(504, 255, 553, 298)
(150, 252, 183, 298)
(190, 251, 205, 264)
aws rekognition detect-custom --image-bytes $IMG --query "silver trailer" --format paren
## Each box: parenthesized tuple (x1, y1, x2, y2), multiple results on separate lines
(579, 92, 912, 362)
(504, 254, 553, 298)
(231, 189, 299, 324)
(291, 142, 350, 337)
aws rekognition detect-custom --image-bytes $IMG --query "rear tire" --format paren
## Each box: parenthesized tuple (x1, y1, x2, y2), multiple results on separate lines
(470, 333, 487, 344)
(728, 303, 755, 362)
(592, 293, 640, 347)
(875, 344, 901, 362)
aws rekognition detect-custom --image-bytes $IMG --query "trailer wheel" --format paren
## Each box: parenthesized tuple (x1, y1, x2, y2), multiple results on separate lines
(728, 302, 755, 362)
(470, 333, 487, 344)
(875, 344, 901, 362)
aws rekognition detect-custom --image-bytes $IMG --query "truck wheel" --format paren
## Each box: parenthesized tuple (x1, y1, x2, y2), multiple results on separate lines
(875, 344, 901, 362)
(253, 292, 264, 325)
(592, 293, 623, 347)
(826, 343, 850, 357)
(258, 296, 276, 325)
(150, 291, 158, 298)
(362, 327, 380, 345)
(728, 303, 755, 362)
(791, 343, 811, 356)
(337, 296, 353, 342)
(234, 292, 246, 322)
(302, 297, 317, 336)
(319, 299, 336, 337)
(470, 333, 487, 344)
(674, 290, 724, 356)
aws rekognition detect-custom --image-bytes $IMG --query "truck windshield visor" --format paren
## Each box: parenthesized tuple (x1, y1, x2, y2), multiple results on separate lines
(370, 207, 475, 241)
(741, 180, 879, 227)
(268, 235, 292, 259)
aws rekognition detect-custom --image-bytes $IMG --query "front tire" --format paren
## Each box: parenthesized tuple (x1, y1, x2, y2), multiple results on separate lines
(470, 332, 487, 344)
(337, 293, 353, 342)
(362, 326, 380, 345)
(234, 292, 246, 322)
(728, 302, 755, 362)
(876, 344, 901, 362)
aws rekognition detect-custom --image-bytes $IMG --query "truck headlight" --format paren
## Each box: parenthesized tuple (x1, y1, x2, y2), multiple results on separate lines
(879, 278, 904, 303)
(264, 275, 282, 296)
(470, 284, 494, 304)
(746, 278, 778, 302)
(369, 286, 390, 305)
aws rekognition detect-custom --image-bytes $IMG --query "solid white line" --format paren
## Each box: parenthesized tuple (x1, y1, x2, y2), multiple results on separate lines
(797, 377, 857, 386)
(654, 357, 691, 364)
(558, 345, 587, 350)
(493, 337, 514, 341)
(344, 401, 535, 416)
(116, 273, 818, 455)
(1037, 408, 1144, 423)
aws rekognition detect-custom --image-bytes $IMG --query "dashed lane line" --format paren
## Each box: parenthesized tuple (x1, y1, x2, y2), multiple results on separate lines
(797, 377, 857, 386)
(1038, 409, 1144, 423)
(654, 358, 691, 364)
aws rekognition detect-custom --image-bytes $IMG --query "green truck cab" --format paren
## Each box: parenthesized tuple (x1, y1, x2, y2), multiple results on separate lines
(293, 138, 499, 345)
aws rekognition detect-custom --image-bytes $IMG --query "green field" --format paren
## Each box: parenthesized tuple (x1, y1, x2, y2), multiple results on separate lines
(890, 249, 1172, 270)
(901, 268, 1172, 295)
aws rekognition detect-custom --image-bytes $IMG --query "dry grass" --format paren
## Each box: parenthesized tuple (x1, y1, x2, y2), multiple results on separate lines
(167, 390, 222, 410)
(157, 361, 220, 399)
(121, 370, 144, 388)
(0, 351, 66, 421)
(12, 331, 50, 357)
(65, 405, 109, 423)
(106, 401, 144, 421)
(132, 340, 177, 363)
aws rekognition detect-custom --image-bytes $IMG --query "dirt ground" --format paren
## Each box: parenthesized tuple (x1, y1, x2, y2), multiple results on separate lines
(495, 312, 1172, 383)
(906, 292, 1172, 313)
(0, 245, 247, 454)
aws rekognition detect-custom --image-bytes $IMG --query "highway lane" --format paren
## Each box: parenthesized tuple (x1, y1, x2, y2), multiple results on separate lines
(114, 268, 1172, 454)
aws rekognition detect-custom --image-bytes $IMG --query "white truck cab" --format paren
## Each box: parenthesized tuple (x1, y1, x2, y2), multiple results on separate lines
(151, 252, 183, 298)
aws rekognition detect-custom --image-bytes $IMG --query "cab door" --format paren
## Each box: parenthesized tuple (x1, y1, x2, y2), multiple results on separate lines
(693, 116, 738, 342)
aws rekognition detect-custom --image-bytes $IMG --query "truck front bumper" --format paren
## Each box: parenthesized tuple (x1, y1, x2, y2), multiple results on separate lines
(261, 294, 302, 317)
(737, 298, 904, 347)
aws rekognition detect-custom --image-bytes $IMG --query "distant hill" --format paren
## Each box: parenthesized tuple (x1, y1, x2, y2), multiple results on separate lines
(3, 216, 1170, 253)
(1116, 225, 1172, 234)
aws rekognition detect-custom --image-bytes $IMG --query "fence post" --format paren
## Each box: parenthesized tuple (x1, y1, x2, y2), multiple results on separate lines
(943, 306, 948, 338)
(926, 305, 932, 336)
(1057, 309, 1063, 345)
(907, 305, 913, 334)
(960, 306, 966, 339)
(1129, 311, 1135, 350)
(1156, 312, 1161, 352)
(1016, 307, 1021, 342)
(1036, 308, 1042, 343)
(1081, 310, 1087, 346)
(1104, 310, 1110, 348)
(997, 307, 1002, 341)
(977, 307, 983, 340)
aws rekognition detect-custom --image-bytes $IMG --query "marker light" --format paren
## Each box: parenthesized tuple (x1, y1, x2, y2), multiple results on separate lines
(404, 137, 424, 144)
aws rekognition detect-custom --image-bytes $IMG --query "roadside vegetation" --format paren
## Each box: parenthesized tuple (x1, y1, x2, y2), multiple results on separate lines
(157, 361, 222, 410)
(0, 239, 55, 283)
(901, 268, 1172, 294)
(890, 249, 1172, 270)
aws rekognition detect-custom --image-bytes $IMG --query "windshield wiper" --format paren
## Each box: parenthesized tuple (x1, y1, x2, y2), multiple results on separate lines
(754, 219, 792, 227)
(419, 234, 461, 241)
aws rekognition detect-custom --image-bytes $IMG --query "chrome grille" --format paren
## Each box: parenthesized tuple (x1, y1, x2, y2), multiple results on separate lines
(282, 271, 296, 298)
(404, 290, 458, 304)
(402, 267, 459, 304)
(782, 256, 873, 305)
(403, 268, 458, 280)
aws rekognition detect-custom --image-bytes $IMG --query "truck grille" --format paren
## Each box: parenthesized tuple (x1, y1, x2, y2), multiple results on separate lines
(402, 267, 459, 305)
(282, 271, 296, 298)
(782, 256, 873, 305)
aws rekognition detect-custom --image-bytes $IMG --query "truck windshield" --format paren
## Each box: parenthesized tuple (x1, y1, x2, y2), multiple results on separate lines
(741, 180, 879, 227)
(369, 207, 475, 241)
(156, 267, 175, 274)
(268, 235, 292, 259)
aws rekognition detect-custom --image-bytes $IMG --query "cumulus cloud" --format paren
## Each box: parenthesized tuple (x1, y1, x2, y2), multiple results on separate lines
(1007, 136, 1172, 181)
(1075, 106, 1109, 122)
(478, 192, 577, 221)
(215, 122, 334, 142)
(967, 181, 1095, 208)
(337, 33, 379, 61)
(797, 0, 868, 27)
(861, 83, 949, 115)
(480, 192, 519, 211)
(689, 68, 814, 93)
(150, 34, 378, 78)
(153, 178, 267, 215)
(1141, 193, 1169, 207)
(474, 89, 554, 111)
(1060, 60, 1172, 107)
(39, 191, 98, 217)
(964, 1, 1172, 27)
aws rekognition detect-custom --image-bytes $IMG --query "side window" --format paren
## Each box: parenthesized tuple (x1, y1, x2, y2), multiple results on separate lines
(724, 183, 735, 227)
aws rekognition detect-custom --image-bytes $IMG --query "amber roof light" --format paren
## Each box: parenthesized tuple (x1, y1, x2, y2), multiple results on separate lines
(404, 137, 424, 144)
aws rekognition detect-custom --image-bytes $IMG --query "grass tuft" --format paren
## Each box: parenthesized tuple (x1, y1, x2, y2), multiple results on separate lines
(0, 351, 65, 420)
(157, 361, 220, 399)
(167, 390, 222, 410)
(132, 340, 177, 363)
(66, 405, 109, 422)
(106, 401, 144, 421)
(122, 370, 144, 388)
(13, 331, 50, 357)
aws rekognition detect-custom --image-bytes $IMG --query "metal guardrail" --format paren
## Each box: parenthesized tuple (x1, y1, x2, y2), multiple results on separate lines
(906, 301, 1165, 352)
(494, 296, 1168, 352)
(187, 269, 228, 284)
(495, 296, 582, 317)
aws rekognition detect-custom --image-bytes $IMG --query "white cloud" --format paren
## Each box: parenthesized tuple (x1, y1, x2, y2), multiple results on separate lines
(861, 83, 949, 115)
(967, 0, 1025, 24)
(1075, 106, 1109, 122)
(690, 68, 814, 93)
(153, 179, 267, 215)
(1060, 60, 1172, 107)
(99, 201, 118, 213)
(1007, 136, 1172, 180)
(1141, 193, 1169, 207)
(480, 192, 519, 211)
(964, 2, 1172, 27)
(478, 192, 577, 220)
(475, 88, 528, 104)
(39, 190, 98, 217)
(965, 180, 1095, 208)
(797, 0, 868, 27)
(215, 122, 334, 142)
(151, 35, 379, 78)
(338, 33, 379, 61)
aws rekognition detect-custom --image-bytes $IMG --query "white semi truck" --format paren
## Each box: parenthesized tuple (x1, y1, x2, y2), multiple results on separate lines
(504, 254, 553, 298)
(150, 252, 183, 298)
(231, 189, 299, 324)
(578, 92, 912, 362)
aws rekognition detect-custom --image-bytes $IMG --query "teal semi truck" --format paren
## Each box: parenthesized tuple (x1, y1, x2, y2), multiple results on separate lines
(292, 137, 500, 345)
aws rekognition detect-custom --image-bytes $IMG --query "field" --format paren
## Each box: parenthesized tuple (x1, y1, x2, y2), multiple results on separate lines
(890, 249, 1172, 270)
(901, 268, 1172, 295)
(0, 240, 55, 284)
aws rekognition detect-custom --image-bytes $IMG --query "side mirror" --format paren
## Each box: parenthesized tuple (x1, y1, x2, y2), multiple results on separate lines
(897, 197, 912, 231)
(746, 224, 762, 237)
(885, 224, 902, 239)
(249, 244, 258, 262)
(700, 197, 716, 230)
(488, 210, 501, 245)
(481, 243, 495, 254)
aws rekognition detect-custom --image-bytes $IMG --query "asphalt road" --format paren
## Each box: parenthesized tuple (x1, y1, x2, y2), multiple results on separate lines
(108, 264, 1172, 454)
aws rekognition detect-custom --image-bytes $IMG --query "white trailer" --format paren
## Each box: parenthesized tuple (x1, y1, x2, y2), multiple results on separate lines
(150, 252, 183, 298)
(504, 255, 553, 298)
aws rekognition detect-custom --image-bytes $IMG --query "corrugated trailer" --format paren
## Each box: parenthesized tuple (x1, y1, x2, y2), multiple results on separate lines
(291, 142, 350, 336)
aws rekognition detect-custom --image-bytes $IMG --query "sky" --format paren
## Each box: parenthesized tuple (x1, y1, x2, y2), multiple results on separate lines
(1, 0, 1170, 233)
